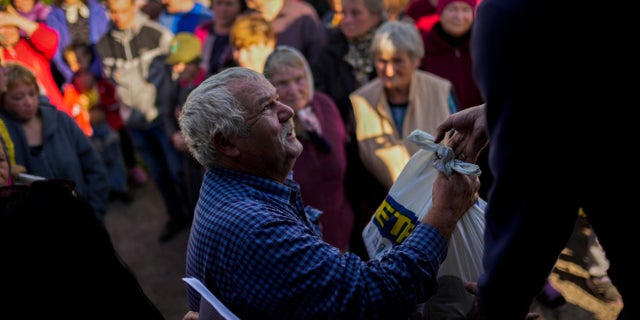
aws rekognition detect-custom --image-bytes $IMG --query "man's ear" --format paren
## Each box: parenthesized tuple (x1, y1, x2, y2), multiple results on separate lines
(213, 133, 240, 157)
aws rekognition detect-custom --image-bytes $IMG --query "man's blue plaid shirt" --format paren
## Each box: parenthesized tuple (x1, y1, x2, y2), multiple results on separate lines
(185, 167, 449, 319)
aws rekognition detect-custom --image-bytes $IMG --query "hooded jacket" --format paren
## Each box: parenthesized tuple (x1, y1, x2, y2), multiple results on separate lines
(0, 103, 108, 217)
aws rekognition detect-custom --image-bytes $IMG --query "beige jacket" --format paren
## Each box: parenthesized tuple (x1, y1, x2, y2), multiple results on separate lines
(350, 70, 452, 190)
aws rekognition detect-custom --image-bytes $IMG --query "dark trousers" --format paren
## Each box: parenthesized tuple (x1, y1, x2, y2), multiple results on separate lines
(129, 123, 188, 222)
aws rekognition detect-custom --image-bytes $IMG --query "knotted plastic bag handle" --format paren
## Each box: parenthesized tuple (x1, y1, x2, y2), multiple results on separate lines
(407, 130, 481, 177)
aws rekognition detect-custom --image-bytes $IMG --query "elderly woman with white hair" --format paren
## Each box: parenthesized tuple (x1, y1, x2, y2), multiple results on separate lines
(350, 19, 473, 319)
(350, 19, 457, 191)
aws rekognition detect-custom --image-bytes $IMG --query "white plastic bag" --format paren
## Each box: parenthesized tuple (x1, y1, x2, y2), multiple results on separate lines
(362, 130, 486, 283)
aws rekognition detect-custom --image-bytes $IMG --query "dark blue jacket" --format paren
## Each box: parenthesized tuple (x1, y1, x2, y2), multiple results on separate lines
(1, 103, 109, 217)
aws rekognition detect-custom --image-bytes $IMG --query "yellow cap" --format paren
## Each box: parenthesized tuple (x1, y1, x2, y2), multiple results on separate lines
(166, 32, 202, 65)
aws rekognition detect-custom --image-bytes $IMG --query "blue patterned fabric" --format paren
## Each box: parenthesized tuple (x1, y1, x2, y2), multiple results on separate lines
(185, 167, 450, 319)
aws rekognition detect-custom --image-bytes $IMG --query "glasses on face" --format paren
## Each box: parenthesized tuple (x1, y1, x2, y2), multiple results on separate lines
(374, 56, 411, 70)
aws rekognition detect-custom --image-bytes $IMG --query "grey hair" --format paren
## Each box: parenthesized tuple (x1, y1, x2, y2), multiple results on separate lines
(179, 67, 264, 168)
(263, 45, 314, 100)
(371, 20, 425, 61)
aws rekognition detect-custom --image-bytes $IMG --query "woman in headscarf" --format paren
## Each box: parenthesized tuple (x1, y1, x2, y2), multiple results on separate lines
(264, 45, 355, 252)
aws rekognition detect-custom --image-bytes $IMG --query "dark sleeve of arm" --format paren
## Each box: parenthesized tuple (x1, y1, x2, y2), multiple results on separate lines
(68, 114, 109, 216)
(147, 55, 173, 119)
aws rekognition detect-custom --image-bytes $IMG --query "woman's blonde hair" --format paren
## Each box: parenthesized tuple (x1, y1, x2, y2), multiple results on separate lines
(229, 12, 276, 50)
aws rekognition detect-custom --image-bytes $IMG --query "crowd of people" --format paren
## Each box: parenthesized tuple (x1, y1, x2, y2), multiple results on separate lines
(0, 0, 634, 319)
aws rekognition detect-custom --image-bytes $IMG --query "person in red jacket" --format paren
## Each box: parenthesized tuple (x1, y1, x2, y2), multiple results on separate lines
(405, 0, 439, 33)
(420, 0, 482, 110)
(0, 4, 71, 116)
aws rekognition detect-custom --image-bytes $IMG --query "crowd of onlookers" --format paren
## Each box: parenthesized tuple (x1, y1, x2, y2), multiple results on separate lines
(0, 0, 631, 319)
(0, 0, 482, 256)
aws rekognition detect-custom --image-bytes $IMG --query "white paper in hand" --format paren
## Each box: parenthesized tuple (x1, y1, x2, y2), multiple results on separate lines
(182, 277, 240, 320)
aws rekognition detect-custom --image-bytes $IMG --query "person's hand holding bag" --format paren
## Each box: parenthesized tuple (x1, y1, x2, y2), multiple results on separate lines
(423, 170, 480, 240)
(434, 104, 488, 163)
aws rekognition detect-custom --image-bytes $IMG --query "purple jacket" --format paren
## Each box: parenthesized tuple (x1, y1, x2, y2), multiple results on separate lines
(292, 91, 354, 251)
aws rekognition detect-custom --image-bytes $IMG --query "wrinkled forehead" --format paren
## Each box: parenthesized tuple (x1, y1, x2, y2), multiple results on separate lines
(230, 76, 275, 110)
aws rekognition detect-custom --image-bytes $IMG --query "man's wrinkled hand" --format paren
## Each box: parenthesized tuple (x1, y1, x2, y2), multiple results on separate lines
(434, 105, 489, 163)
